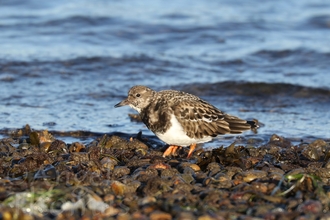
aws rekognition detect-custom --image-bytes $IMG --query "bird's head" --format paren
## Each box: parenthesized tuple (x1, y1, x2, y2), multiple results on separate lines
(114, 85, 156, 113)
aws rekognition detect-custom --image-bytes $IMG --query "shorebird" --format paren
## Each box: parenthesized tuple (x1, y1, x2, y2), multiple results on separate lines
(115, 85, 258, 158)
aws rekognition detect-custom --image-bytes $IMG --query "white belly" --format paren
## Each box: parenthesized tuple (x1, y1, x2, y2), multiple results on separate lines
(155, 114, 212, 146)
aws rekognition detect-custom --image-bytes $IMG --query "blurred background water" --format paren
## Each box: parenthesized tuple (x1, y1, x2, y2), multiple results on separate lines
(1, 0, 330, 145)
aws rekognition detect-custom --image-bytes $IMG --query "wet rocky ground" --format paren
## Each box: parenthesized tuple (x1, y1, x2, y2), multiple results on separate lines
(1, 124, 330, 220)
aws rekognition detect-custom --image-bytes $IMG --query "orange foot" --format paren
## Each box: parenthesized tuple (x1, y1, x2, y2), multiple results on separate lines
(162, 145, 179, 157)
(162, 143, 197, 158)
(187, 143, 196, 158)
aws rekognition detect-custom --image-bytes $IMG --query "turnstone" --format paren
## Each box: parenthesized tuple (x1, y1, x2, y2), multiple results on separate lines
(115, 85, 258, 158)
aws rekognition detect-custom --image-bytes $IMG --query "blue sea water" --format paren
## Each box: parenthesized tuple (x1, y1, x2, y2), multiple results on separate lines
(0, 0, 330, 144)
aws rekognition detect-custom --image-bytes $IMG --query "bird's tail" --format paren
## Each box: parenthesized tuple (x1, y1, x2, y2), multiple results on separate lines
(227, 119, 259, 134)
(246, 119, 259, 129)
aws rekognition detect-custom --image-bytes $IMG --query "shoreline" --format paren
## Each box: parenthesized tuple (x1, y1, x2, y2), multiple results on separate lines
(0, 125, 329, 219)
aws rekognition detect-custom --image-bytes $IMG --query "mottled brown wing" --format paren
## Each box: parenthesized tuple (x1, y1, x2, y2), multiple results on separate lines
(172, 100, 234, 139)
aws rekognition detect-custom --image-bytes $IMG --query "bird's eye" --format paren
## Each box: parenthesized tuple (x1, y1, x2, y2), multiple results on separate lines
(136, 93, 141, 97)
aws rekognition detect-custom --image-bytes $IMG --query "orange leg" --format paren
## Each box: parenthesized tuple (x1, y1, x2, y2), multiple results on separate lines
(162, 145, 179, 157)
(187, 143, 197, 158)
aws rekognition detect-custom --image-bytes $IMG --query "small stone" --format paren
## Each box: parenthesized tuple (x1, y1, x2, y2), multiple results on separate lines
(111, 181, 126, 196)
(150, 211, 172, 220)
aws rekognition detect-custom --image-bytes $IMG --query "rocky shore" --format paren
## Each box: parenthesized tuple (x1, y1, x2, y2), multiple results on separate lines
(0, 125, 330, 219)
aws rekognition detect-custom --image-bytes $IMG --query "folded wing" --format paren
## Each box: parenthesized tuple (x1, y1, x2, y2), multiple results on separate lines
(173, 100, 254, 139)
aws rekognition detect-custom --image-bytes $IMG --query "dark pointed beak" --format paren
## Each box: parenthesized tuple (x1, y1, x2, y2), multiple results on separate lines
(114, 99, 129, 108)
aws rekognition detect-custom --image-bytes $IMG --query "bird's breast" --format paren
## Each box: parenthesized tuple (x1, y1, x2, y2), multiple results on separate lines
(155, 114, 212, 146)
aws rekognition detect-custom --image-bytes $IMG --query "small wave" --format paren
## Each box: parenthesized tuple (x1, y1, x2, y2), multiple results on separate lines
(250, 49, 330, 66)
(179, 81, 330, 99)
(304, 15, 330, 29)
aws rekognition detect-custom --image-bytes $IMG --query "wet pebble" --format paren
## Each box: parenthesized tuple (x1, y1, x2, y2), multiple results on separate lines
(69, 142, 86, 152)
(297, 200, 323, 214)
(160, 167, 180, 179)
(34, 164, 57, 180)
(203, 173, 232, 188)
(100, 156, 118, 171)
(150, 211, 172, 220)
(101, 135, 128, 149)
(47, 140, 68, 155)
(206, 162, 222, 176)
(69, 152, 89, 164)
(111, 181, 126, 195)
(241, 170, 267, 182)
(112, 166, 130, 178)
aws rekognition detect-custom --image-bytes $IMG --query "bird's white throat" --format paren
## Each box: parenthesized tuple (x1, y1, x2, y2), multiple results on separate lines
(129, 104, 141, 113)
